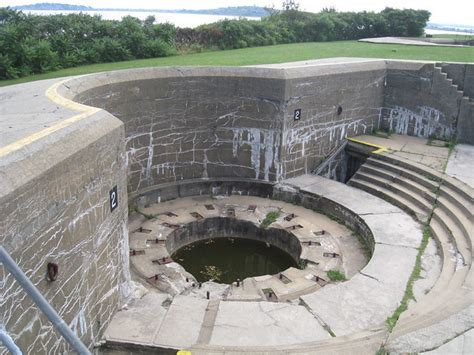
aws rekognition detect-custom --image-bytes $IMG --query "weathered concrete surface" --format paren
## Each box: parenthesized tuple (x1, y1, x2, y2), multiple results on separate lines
(437, 62, 474, 98)
(0, 78, 77, 148)
(458, 99, 474, 144)
(280, 61, 385, 179)
(390, 304, 474, 354)
(129, 195, 363, 301)
(353, 134, 450, 171)
(0, 59, 472, 354)
(381, 61, 466, 141)
(446, 144, 474, 188)
(209, 301, 331, 346)
(423, 328, 474, 355)
(347, 134, 473, 354)
(435, 62, 474, 144)
(104, 292, 169, 346)
(59, 61, 385, 200)
(154, 296, 208, 348)
(281, 175, 422, 335)
(0, 79, 130, 353)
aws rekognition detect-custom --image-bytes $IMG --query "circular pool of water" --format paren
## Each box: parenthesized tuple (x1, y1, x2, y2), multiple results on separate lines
(171, 237, 298, 284)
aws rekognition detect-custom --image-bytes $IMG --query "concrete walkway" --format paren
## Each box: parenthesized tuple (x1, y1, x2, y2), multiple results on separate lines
(446, 144, 474, 187)
(352, 134, 450, 171)
(284, 175, 421, 336)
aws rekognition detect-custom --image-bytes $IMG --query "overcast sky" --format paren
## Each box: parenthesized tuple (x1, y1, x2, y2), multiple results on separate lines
(2, 0, 473, 25)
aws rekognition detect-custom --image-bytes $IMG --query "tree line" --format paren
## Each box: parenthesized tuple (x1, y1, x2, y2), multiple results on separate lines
(0, 7, 430, 80)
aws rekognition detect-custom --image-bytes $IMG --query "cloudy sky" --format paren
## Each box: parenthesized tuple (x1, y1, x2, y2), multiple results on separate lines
(3, 0, 473, 25)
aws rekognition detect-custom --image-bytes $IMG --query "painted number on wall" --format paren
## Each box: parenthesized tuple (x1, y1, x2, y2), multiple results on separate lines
(294, 109, 301, 121)
(109, 186, 118, 212)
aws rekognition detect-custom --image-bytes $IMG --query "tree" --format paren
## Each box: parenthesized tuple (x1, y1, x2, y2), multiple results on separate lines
(282, 0, 300, 11)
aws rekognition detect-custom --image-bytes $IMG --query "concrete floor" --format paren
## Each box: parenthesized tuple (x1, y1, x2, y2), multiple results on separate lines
(102, 134, 473, 353)
(354, 134, 450, 171)
(446, 144, 474, 187)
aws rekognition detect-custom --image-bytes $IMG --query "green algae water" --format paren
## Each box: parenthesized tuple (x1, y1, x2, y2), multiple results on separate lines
(171, 237, 298, 284)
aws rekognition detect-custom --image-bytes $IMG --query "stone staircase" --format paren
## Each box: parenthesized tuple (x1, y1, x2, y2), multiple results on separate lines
(347, 152, 473, 347)
(434, 63, 473, 104)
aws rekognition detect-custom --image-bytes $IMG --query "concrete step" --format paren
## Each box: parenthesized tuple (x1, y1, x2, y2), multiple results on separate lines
(372, 153, 472, 202)
(429, 218, 458, 277)
(360, 164, 437, 204)
(432, 209, 471, 267)
(366, 157, 440, 191)
(437, 195, 473, 251)
(352, 171, 433, 215)
(393, 280, 471, 339)
(438, 185, 473, 218)
(348, 177, 428, 222)
(391, 221, 470, 337)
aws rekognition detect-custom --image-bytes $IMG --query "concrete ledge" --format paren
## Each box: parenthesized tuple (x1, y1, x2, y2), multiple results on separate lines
(280, 175, 422, 336)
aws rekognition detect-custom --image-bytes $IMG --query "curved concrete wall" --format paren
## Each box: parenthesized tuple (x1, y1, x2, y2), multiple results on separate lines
(0, 102, 130, 352)
(60, 62, 386, 202)
(166, 217, 302, 263)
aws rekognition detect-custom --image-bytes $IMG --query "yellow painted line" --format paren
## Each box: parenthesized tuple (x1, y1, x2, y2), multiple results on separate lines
(0, 78, 99, 158)
(347, 137, 388, 154)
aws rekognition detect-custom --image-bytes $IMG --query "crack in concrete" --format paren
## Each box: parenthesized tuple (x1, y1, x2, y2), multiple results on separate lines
(359, 271, 381, 283)
(375, 241, 418, 250)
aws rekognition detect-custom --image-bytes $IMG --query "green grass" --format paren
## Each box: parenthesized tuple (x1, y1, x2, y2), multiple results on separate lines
(327, 269, 347, 282)
(2, 40, 473, 87)
(260, 210, 281, 229)
(430, 34, 474, 40)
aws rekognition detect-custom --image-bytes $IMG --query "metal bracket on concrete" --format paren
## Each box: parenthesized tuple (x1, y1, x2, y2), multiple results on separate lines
(0, 247, 91, 355)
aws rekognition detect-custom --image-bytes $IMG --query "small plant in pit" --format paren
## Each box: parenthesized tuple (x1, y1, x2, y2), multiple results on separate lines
(327, 269, 346, 281)
(299, 258, 308, 270)
(200, 265, 222, 282)
(260, 209, 281, 228)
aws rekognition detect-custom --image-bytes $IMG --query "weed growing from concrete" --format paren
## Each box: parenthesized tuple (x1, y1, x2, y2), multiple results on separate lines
(386, 181, 440, 331)
(442, 138, 458, 172)
(260, 210, 281, 228)
(298, 258, 308, 269)
(327, 269, 347, 281)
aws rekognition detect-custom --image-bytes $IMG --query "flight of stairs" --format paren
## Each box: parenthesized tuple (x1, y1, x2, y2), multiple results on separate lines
(434, 63, 473, 105)
(348, 152, 473, 343)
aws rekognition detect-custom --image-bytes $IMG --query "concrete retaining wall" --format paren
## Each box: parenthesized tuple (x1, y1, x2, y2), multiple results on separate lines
(272, 185, 375, 253)
(435, 62, 474, 144)
(0, 109, 130, 352)
(63, 63, 385, 203)
(381, 62, 461, 140)
(281, 65, 384, 178)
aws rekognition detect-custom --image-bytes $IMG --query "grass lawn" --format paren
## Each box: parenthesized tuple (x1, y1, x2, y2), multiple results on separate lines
(430, 34, 474, 40)
(1, 40, 473, 87)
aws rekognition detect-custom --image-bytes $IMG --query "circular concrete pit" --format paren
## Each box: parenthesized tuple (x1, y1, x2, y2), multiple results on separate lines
(129, 195, 369, 300)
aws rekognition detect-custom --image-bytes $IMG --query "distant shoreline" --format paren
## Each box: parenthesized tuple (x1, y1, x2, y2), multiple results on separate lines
(12, 4, 269, 18)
